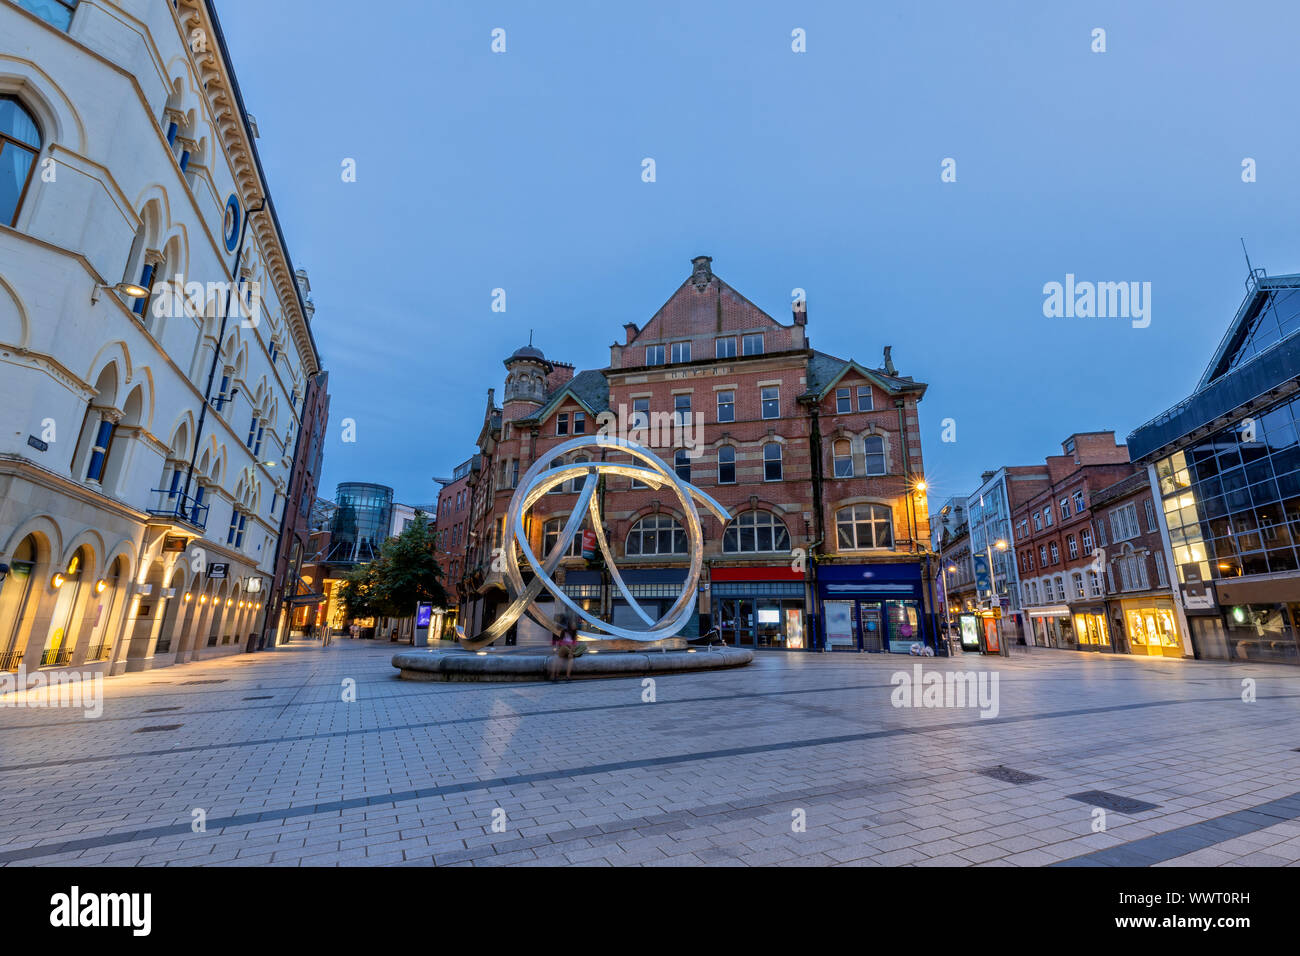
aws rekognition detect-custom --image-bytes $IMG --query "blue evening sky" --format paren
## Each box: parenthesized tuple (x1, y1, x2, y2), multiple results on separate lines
(217, 0, 1300, 508)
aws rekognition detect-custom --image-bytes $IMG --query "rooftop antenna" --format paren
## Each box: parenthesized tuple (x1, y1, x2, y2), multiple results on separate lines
(528, 328, 534, 347)
(1241, 238, 1264, 291)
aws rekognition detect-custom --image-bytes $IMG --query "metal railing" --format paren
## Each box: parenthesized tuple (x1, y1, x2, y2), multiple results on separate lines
(0, 650, 22, 672)
(1128, 330, 1300, 461)
(84, 642, 112, 662)
(39, 646, 72, 667)
(147, 488, 210, 530)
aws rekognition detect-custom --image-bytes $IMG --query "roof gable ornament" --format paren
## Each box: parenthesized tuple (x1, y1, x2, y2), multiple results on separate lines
(882, 346, 897, 376)
(690, 255, 713, 290)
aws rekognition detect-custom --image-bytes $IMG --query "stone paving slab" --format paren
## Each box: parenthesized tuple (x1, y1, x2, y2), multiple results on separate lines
(0, 639, 1298, 866)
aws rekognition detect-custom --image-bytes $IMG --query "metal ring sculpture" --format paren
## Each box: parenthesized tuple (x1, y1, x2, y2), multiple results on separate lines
(456, 436, 730, 650)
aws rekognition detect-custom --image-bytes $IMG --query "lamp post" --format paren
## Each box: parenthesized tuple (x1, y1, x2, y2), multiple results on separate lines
(986, 537, 1009, 657)
(939, 561, 957, 653)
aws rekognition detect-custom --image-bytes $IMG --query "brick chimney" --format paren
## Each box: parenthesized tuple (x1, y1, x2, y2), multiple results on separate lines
(623, 322, 638, 344)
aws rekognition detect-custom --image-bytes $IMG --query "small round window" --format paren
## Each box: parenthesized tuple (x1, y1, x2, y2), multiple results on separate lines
(223, 195, 240, 251)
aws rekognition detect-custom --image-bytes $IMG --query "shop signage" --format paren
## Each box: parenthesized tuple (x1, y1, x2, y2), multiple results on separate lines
(208, 563, 229, 579)
(161, 535, 187, 553)
(415, 603, 433, 628)
(973, 554, 991, 594)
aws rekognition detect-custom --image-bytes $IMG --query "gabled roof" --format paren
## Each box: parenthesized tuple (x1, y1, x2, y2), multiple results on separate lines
(802, 352, 927, 401)
(1199, 272, 1300, 388)
(516, 369, 610, 425)
(626, 268, 787, 348)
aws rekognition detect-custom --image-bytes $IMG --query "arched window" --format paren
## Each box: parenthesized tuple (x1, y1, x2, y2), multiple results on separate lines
(763, 442, 782, 481)
(864, 435, 886, 475)
(832, 439, 853, 478)
(15, 0, 78, 30)
(717, 445, 736, 484)
(0, 96, 41, 228)
(626, 514, 685, 556)
(835, 504, 893, 550)
(542, 518, 584, 558)
(0, 535, 38, 669)
(723, 510, 791, 554)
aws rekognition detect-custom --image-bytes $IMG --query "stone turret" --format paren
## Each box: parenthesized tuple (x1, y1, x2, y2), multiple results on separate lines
(503, 342, 551, 405)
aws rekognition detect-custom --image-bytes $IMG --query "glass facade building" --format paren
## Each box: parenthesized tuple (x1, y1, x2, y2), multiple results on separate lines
(326, 482, 394, 566)
(1132, 271, 1300, 665)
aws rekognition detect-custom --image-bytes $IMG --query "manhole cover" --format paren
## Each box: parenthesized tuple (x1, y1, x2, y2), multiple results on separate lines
(144, 706, 182, 713)
(134, 724, 182, 733)
(183, 679, 228, 685)
(1067, 790, 1160, 814)
(243, 695, 273, 700)
(977, 766, 1045, 784)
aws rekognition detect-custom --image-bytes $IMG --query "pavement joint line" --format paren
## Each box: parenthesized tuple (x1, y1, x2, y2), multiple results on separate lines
(4, 684, 1292, 776)
(2, 692, 1297, 864)
(1052, 792, 1300, 867)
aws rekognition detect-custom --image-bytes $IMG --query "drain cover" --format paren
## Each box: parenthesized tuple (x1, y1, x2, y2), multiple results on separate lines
(134, 724, 182, 733)
(1067, 790, 1160, 814)
(977, 766, 1045, 784)
(144, 706, 182, 713)
(183, 679, 228, 685)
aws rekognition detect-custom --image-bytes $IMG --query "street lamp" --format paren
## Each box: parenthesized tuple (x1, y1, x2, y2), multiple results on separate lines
(986, 537, 1009, 657)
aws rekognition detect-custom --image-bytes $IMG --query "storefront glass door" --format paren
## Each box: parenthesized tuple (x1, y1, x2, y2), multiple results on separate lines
(718, 598, 754, 647)
(884, 600, 920, 653)
(1125, 606, 1182, 658)
(1072, 612, 1111, 651)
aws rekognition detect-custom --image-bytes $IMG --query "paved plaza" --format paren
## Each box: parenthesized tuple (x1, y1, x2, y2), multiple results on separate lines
(1, 640, 1299, 867)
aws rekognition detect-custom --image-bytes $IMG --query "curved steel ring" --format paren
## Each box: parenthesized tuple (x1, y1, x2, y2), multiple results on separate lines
(455, 436, 730, 650)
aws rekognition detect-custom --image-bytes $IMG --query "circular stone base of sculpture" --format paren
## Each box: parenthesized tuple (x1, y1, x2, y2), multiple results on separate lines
(392, 646, 754, 682)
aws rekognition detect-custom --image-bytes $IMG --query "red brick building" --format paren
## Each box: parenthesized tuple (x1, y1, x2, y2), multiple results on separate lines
(446, 256, 937, 653)
(1089, 472, 1188, 658)
(260, 369, 330, 648)
(432, 457, 473, 637)
(1012, 432, 1136, 651)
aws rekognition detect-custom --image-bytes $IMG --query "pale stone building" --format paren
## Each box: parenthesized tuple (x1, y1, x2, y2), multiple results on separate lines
(0, 0, 323, 674)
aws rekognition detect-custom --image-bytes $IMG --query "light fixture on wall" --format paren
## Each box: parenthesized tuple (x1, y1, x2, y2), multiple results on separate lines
(95, 579, 107, 594)
(51, 572, 65, 589)
(184, 593, 193, 602)
(91, 281, 151, 304)
(200, 595, 208, 604)
(226, 598, 233, 607)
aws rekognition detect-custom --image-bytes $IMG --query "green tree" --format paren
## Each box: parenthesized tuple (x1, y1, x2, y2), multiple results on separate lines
(339, 560, 385, 619)
(338, 511, 448, 620)
(375, 511, 448, 615)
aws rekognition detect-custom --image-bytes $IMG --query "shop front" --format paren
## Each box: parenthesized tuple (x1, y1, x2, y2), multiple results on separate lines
(816, 562, 927, 653)
(1116, 599, 1185, 658)
(709, 566, 807, 650)
(1028, 605, 1071, 648)
(560, 567, 701, 639)
(1070, 603, 1113, 653)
